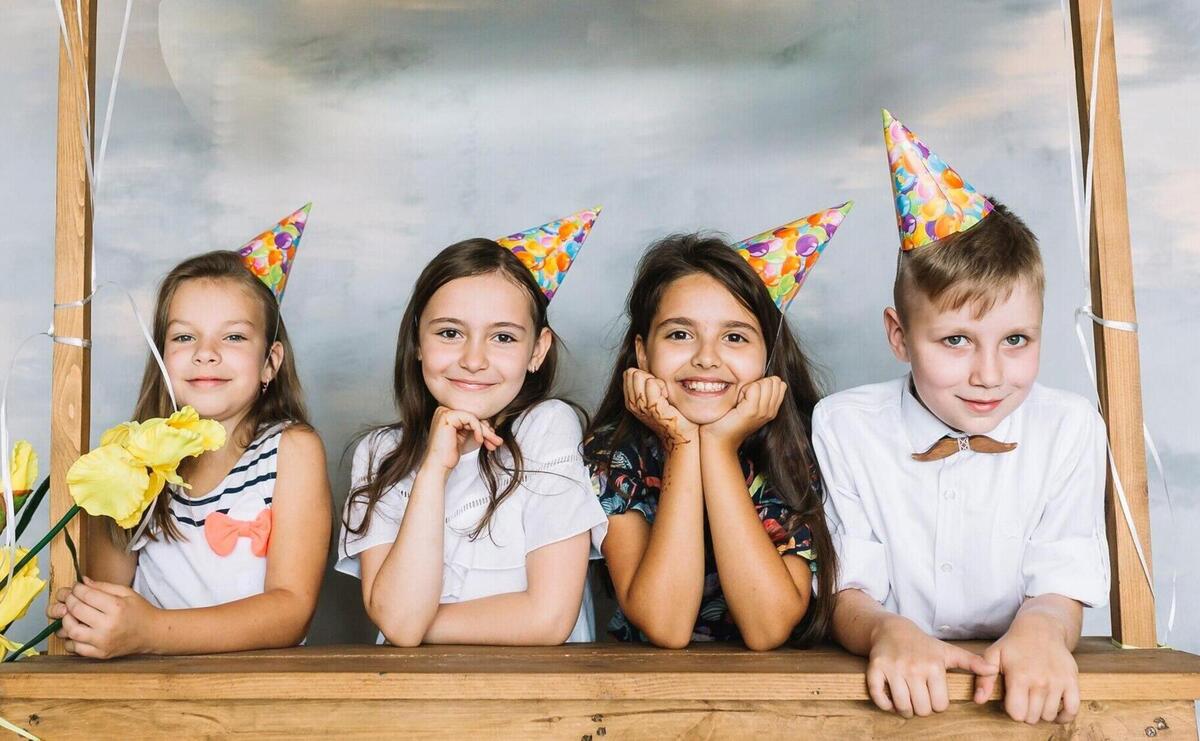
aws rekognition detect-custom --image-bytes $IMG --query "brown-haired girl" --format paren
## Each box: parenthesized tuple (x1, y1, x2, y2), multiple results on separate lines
(585, 218, 846, 650)
(338, 211, 607, 646)
(50, 208, 331, 658)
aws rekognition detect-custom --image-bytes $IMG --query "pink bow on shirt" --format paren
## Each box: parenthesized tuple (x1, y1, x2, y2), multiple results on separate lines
(204, 508, 272, 557)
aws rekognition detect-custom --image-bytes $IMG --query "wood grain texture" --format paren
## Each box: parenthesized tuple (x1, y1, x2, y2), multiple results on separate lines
(1069, 0, 1155, 647)
(49, 0, 96, 656)
(0, 699, 1191, 739)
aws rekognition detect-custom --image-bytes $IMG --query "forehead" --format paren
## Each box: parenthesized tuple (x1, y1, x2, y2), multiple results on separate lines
(909, 278, 1043, 331)
(654, 273, 759, 328)
(423, 272, 535, 326)
(169, 278, 263, 324)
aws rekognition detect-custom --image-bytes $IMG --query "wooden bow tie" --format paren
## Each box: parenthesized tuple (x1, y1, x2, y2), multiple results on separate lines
(912, 435, 1018, 462)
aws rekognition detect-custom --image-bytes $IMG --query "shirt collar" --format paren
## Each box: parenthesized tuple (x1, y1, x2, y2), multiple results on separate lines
(900, 376, 1018, 454)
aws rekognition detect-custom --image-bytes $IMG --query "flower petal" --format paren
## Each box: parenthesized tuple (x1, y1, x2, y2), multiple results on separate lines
(67, 444, 150, 522)
(99, 421, 140, 448)
(8, 441, 37, 492)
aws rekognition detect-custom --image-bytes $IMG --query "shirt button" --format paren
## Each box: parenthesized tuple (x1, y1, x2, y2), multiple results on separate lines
(940, 562, 953, 573)
(943, 490, 956, 501)
(939, 624, 952, 633)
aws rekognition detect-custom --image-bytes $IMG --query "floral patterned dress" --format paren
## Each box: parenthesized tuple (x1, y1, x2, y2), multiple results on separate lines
(587, 432, 818, 642)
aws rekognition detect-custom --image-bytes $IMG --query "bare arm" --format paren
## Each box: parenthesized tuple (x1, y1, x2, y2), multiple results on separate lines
(83, 511, 137, 586)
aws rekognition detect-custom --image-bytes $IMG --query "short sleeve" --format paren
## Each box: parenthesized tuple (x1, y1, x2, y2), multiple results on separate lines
(335, 430, 409, 579)
(752, 474, 818, 573)
(813, 401, 891, 603)
(585, 435, 660, 525)
(515, 401, 608, 558)
(1022, 404, 1110, 606)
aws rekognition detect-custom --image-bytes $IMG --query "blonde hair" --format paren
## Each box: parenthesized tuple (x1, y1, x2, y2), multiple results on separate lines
(894, 198, 1044, 321)
(122, 250, 310, 543)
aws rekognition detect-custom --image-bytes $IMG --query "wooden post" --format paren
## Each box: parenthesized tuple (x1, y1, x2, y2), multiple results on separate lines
(1069, 0, 1155, 647)
(50, 0, 96, 655)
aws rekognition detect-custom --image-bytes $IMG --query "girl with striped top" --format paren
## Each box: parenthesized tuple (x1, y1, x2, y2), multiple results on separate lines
(49, 242, 331, 658)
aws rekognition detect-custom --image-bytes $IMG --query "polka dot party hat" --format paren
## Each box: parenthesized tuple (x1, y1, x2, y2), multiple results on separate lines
(236, 203, 311, 302)
(883, 109, 993, 252)
(733, 201, 853, 311)
(496, 207, 600, 301)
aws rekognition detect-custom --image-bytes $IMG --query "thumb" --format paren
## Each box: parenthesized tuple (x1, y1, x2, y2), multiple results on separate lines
(83, 578, 134, 597)
(969, 645, 1003, 704)
(945, 644, 997, 675)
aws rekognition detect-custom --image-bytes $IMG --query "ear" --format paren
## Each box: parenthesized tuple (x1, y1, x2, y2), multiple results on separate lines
(883, 307, 911, 364)
(634, 335, 649, 372)
(262, 341, 285, 384)
(528, 327, 553, 373)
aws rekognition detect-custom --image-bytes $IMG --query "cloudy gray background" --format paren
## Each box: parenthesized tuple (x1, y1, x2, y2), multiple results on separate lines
(2, 0, 1196, 660)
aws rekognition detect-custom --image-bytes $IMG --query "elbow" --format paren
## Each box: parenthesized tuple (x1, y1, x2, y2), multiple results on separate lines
(368, 599, 429, 648)
(622, 601, 694, 649)
(738, 604, 807, 652)
(741, 626, 791, 652)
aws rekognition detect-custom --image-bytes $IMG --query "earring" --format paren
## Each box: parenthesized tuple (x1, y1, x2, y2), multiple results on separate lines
(261, 381, 269, 395)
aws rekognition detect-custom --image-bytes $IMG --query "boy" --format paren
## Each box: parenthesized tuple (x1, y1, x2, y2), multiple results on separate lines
(814, 111, 1109, 725)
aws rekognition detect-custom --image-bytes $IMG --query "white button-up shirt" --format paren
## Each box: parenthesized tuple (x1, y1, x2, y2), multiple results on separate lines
(814, 376, 1110, 640)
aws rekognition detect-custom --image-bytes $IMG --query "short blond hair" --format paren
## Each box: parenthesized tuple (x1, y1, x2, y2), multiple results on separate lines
(894, 197, 1044, 321)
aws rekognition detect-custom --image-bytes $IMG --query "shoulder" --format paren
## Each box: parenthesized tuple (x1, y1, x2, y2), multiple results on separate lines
(353, 427, 403, 463)
(1019, 384, 1105, 437)
(813, 377, 905, 431)
(273, 424, 327, 470)
(513, 400, 584, 449)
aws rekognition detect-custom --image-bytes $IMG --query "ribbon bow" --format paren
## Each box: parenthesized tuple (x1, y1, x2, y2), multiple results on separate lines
(912, 435, 1017, 462)
(204, 508, 272, 557)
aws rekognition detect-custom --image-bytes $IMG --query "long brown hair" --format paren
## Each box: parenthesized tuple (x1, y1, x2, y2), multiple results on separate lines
(584, 233, 838, 645)
(125, 250, 310, 543)
(344, 238, 567, 542)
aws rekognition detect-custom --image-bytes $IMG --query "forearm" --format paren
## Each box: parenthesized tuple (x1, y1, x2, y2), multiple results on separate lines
(422, 590, 579, 646)
(142, 587, 315, 654)
(832, 588, 910, 657)
(83, 515, 136, 586)
(1011, 594, 1083, 650)
(621, 441, 705, 644)
(367, 468, 447, 645)
(701, 439, 806, 649)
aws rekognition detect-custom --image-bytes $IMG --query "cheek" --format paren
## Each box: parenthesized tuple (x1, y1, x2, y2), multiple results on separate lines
(1008, 349, 1041, 385)
(911, 346, 965, 388)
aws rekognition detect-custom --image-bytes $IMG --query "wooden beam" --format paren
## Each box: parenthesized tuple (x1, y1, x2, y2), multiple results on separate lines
(50, 0, 96, 656)
(1069, 0, 1155, 647)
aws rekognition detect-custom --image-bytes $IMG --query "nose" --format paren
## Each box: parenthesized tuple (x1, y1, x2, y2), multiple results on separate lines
(969, 345, 1002, 389)
(691, 335, 721, 370)
(459, 336, 489, 373)
(192, 339, 220, 365)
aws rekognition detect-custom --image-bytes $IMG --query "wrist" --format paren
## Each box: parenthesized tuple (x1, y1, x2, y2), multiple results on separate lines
(698, 425, 741, 453)
(417, 456, 454, 482)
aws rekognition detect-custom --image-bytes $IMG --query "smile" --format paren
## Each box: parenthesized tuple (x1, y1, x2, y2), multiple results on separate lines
(187, 378, 229, 388)
(448, 379, 497, 392)
(679, 379, 732, 395)
(960, 397, 1003, 413)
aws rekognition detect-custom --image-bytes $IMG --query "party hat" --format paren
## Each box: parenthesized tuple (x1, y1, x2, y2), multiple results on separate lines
(883, 110, 992, 251)
(734, 201, 853, 311)
(237, 203, 311, 301)
(496, 207, 600, 300)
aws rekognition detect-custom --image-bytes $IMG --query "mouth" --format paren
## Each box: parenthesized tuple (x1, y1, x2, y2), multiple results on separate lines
(959, 397, 1003, 414)
(187, 377, 229, 388)
(447, 379, 498, 392)
(678, 378, 733, 397)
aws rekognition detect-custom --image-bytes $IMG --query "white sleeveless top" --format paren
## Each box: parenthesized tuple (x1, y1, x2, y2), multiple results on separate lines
(131, 424, 283, 609)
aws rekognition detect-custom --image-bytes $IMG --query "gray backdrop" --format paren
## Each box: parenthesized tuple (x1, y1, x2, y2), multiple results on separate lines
(2, 0, 1196, 655)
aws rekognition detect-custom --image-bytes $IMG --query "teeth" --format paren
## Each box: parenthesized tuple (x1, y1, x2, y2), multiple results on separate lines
(682, 381, 728, 393)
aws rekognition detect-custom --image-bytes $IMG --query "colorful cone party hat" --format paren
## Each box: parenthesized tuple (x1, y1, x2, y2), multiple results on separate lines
(496, 207, 600, 300)
(883, 110, 992, 252)
(237, 203, 311, 301)
(733, 201, 853, 311)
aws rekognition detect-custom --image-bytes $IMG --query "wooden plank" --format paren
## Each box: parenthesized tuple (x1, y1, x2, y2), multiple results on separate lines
(1069, 0, 1155, 647)
(49, 0, 96, 655)
(1, 640, 1197, 702)
(0, 699, 1191, 740)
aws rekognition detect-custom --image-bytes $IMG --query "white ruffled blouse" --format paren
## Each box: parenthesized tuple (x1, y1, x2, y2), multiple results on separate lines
(336, 400, 608, 643)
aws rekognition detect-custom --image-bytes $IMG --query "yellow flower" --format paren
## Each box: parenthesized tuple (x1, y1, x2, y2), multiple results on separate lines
(99, 420, 140, 448)
(66, 444, 151, 523)
(0, 547, 47, 627)
(114, 470, 165, 530)
(0, 633, 36, 658)
(8, 441, 37, 493)
(124, 419, 204, 487)
(167, 406, 226, 452)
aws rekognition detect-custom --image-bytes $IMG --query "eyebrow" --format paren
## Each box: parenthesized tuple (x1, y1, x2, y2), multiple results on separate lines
(166, 319, 257, 330)
(427, 317, 528, 331)
(657, 317, 760, 334)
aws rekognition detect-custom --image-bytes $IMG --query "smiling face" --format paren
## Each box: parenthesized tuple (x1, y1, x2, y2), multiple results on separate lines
(417, 271, 552, 422)
(635, 272, 768, 426)
(164, 278, 280, 427)
(886, 278, 1043, 434)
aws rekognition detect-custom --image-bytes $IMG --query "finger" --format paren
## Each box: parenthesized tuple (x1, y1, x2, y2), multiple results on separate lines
(769, 378, 788, 416)
(60, 612, 94, 644)
(62, 639, 76, 654)
(1057, 683, 1080, 724)
(479, 422, 502, 450)
(928, 668, 950, 713)
(1004, 680, 1029, 724)
(885, 670, 913, 718)
(46, 600, 66, 620)
(907, 675, 934, 717)
(72, 583, 122, 613)
(79, 578, 134, 598)
(1024, 684, 1047, 725)
(974, 671, 999, 704)
(947, 645, 998, 677)
(1041, 684, 1063, 723)
(54, 586, 72, 604)
(67, 641, 106, 659)
(63, 596, 106, 628)
(866, 666, 894, 712)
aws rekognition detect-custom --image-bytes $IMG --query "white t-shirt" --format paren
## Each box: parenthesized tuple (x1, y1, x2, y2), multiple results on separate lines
(336, 399, 608, 643)
(814, 376, 1110, 640)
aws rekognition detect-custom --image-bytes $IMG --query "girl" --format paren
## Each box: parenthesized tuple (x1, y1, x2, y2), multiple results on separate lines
(337, 235, 607, 646)
(584, 233, 837, 650)
(50, 244, 331, 658)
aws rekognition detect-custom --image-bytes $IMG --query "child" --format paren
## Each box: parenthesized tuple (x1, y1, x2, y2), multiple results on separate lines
(584, 206, 850, 650)
(49, 206, 332, 658)
(337, 210, 608, 646)
(816, 112, 1109, 725)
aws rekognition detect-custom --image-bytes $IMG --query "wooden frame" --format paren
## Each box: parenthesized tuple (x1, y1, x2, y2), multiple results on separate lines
(20, 0, 1198, 737)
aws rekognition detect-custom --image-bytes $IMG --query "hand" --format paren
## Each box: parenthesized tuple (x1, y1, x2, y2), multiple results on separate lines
(50, 577, 158, 659)
(867, 615, 998, 718)
(699, 376, 787, 450)
(422, 406, 503, 475)
(622, 368, 697, 451)
(974, 615, 1080, 724)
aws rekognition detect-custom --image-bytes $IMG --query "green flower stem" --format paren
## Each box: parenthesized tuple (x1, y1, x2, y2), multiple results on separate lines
(0, 504, 81, 594)
(3, 618, 61, 662)
(14, 477, 50, 540)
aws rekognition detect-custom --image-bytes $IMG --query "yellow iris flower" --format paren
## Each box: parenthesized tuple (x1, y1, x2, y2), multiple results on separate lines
(0, 547, 46, 627)
(8, 442, 37, 494)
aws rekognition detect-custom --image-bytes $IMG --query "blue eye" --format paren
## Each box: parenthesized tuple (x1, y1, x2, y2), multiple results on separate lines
(1004, 335, 1029, 347)
(225, 334, 247, 342)
(943, 335, 967, 347)
(171, 334, 194, 343)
